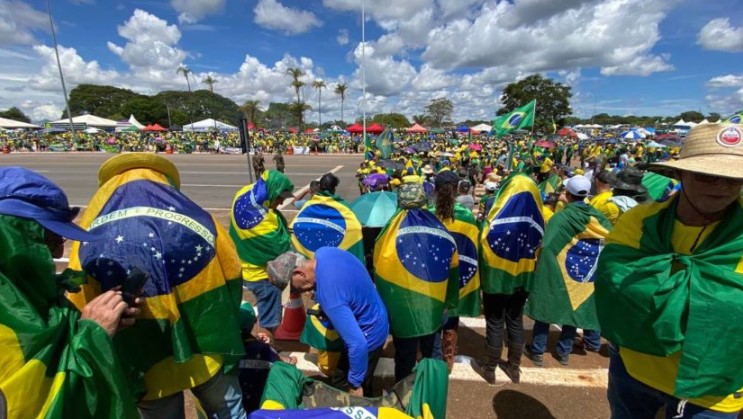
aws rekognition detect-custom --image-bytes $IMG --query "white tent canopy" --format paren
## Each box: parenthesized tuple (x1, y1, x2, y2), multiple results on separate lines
(50, 114, 119, 128)
(183, 118, 238, 131)
(470, 123, 492, 132)
(128, 114, 145, 129)
(0, 117, 41, 129)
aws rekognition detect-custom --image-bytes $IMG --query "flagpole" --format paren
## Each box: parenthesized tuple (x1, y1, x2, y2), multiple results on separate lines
(361, 0, 367, 147)
(46, 0, 76, 142)
(531, 99, 537, 135)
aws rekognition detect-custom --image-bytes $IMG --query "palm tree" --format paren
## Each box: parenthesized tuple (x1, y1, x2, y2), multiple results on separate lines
(176, 65, 192, 93)
(288, 102, 311, 128)
(176, 65, 194, 126)
(203, 75, 217, 94)
(413, 114, 427, 125)
(286, 67, 306, 127)
(312, 79, 326, 128)
(239, 100, 261, 129)
(334, 82, 348, 125)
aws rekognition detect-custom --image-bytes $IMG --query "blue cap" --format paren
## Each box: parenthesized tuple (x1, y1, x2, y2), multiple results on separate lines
(0, 167, 99, 242)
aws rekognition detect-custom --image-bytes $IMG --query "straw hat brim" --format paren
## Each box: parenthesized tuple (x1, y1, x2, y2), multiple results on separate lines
(649, 154, 743, 180)
(98, 153, 181, 187)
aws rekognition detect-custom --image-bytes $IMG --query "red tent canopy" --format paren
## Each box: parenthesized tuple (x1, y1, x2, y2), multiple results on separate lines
(366, 123, 385, 134)
(407, 123, 427, 133)
(346, 123, 363, 133)
(304, 128, 315, 133)
(557, 127, 576, 137)
(143, 123, 167, 132)
(288, 127, 298, 133)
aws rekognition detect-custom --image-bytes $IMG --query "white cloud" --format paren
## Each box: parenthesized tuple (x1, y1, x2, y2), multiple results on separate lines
(0, 0, 48, 45)
(29, 103, 62, 121)
(31, 44, 120, 91)
(171, 0, 225, 24)
(352, 42, 417, 96)
(698, 18, 743, 52)
(323, 0, 433, 22)
(438, 0, 487, 20)
(706, 88, 743, 116)
(254, 0, 322, 35)
(337, 29, 349, 45)
(423, 0, 675, 77)
(107, 9, 187, 88)
(706, 74, 743, 88)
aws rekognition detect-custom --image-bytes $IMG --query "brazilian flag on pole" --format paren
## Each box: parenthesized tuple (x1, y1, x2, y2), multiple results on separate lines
(525, 203, 612, 330)
(723, 110, 743, 123)
(431, 204, 481, 317)
(68, 159, 245, 402)
(492, 100, 536, 137)
(0, 216, 139, 418)
(374, 209, 459, 338)
(479, 173, 544, 295)
(376, 126, 394, 159)
(290, 192, 364, 263)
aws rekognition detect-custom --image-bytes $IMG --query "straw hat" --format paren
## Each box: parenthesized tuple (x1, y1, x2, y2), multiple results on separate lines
(98, 153, 181, 187)
(650, 124, 743, 179)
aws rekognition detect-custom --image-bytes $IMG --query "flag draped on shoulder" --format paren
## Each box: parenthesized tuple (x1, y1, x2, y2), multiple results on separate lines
(290, 192, 364, 262)
(68, 166, 244, 401)
(492, 100, 536, 137)
(525, 203, 612, 330)
(374, 209, 459, 338)
(432, 204, 481, 317)
(300, 304, 343, 375)
(595, 197, 743, 398)
(538, 173, 560, 194)
(230, 170, 294, 267)
(479, 173, 544, 295)
(0, 216, 139, 418)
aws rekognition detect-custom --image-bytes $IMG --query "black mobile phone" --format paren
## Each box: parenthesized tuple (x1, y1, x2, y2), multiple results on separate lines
(121, 268, 148, 306)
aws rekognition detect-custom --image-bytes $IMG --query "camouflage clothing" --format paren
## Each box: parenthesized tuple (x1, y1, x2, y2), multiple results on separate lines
(273, 153, 285, 173)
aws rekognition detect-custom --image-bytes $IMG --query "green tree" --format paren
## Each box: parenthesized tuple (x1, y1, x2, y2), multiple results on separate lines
(176, 65, 193, 93)
(678, 110, 704, 123)
(424, 98, 453, 127)
(120, 97, 168, 126)
(202, 75, 218, 94)
(499, 74, 572, 132)
(288, 102, 311, 129)
(312, 79, 326, 126)
(68, 84, 142, 118)
(0, 107, 31, 123)
(239, 100, 262, 129)
(371, 112, 411, 128)
(264, 102, 292, 129)
(153, 90, 241, 125)
(708, 112, 721, 122)
(286, 67, 306, 128)
(412, 114, 428, 125)
(334, 82, 348, 124)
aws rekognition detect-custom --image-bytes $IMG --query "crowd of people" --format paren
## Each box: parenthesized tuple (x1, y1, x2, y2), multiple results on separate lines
(0, 122, 741, 418)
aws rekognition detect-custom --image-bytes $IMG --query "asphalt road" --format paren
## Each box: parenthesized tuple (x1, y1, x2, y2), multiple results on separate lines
(0, 152, 365, 210)
(2, 151, 615, 418)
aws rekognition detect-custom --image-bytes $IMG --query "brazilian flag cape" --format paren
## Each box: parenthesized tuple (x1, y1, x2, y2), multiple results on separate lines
(374, 209, 459, 338)
(525, 203, 612, 330)
(299, 303, 343, 375)
(642, 172, 674, 202)
(0, 216, 138, 418)
(257, 359, 448, 419)
(479, 173, 544, 295)
(230, 170, 295, 270)
(290, 191, 364, 263)
(430, 204, 481, 317)
(595, 196, 743, 398)
(68, 168, 244, 401)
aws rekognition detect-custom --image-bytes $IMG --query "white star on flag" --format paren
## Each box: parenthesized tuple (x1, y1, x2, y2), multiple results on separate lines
(195, 245, 203, 252)
(154, 252, 162, 260)
(115, 235, 124, 243)
(168, 206, 176, 211)
(148, 232, 155, 238)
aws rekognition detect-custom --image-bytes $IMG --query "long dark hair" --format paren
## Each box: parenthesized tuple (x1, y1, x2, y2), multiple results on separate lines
(435, 183, 457, 222)
(319, 173, 339, 194)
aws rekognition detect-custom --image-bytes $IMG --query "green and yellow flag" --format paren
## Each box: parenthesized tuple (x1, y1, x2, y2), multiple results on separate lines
(68, 166, 244, 401)
(0, 216, 138, 418)
(723, 110, 743, 123)
(230, 170, 294, 269)
(492, 100, 536, 137)
(300, 304, 343, 375)
(596, 197, 743, 398)
(479, 173, 544, 294)
(538, 173, 561, 194)
(525, 203, 612, 330)
(290, 192, 364, 262)
(431, 204, 481, 317)
(374, 209, 459, 338)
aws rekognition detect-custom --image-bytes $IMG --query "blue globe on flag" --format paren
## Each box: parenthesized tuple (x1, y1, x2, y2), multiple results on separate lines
(293, 204, 347, 252)
(564, 238, 602, 283)
(450, 231, 477, 287)
(487, 191, 544, 262)
(395, 212, 455, 283)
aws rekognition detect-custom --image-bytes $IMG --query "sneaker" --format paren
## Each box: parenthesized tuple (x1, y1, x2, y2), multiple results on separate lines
(556, 353, 569, 366)
(524, 346, 543, 367)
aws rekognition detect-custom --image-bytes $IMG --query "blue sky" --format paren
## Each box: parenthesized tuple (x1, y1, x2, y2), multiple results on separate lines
(0, 0, 741, 122)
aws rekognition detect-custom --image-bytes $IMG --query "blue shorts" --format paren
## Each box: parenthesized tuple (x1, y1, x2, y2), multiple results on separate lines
(244, 280, 282, 329)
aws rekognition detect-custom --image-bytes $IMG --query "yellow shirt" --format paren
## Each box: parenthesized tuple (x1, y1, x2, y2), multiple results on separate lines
(620, 220, 743, 413)
(589, 191, 620, 224)
(242, 261, 268, 282)
(542, 206, 555, 224)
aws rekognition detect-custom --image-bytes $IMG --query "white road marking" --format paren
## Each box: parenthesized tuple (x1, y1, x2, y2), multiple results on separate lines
(278, 165, 344, 210)
(285, 351, 608, 388)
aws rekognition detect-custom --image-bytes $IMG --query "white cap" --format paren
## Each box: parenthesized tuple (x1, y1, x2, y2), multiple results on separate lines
(563, 175, 591, 197)
(484, 181, 497, 191)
